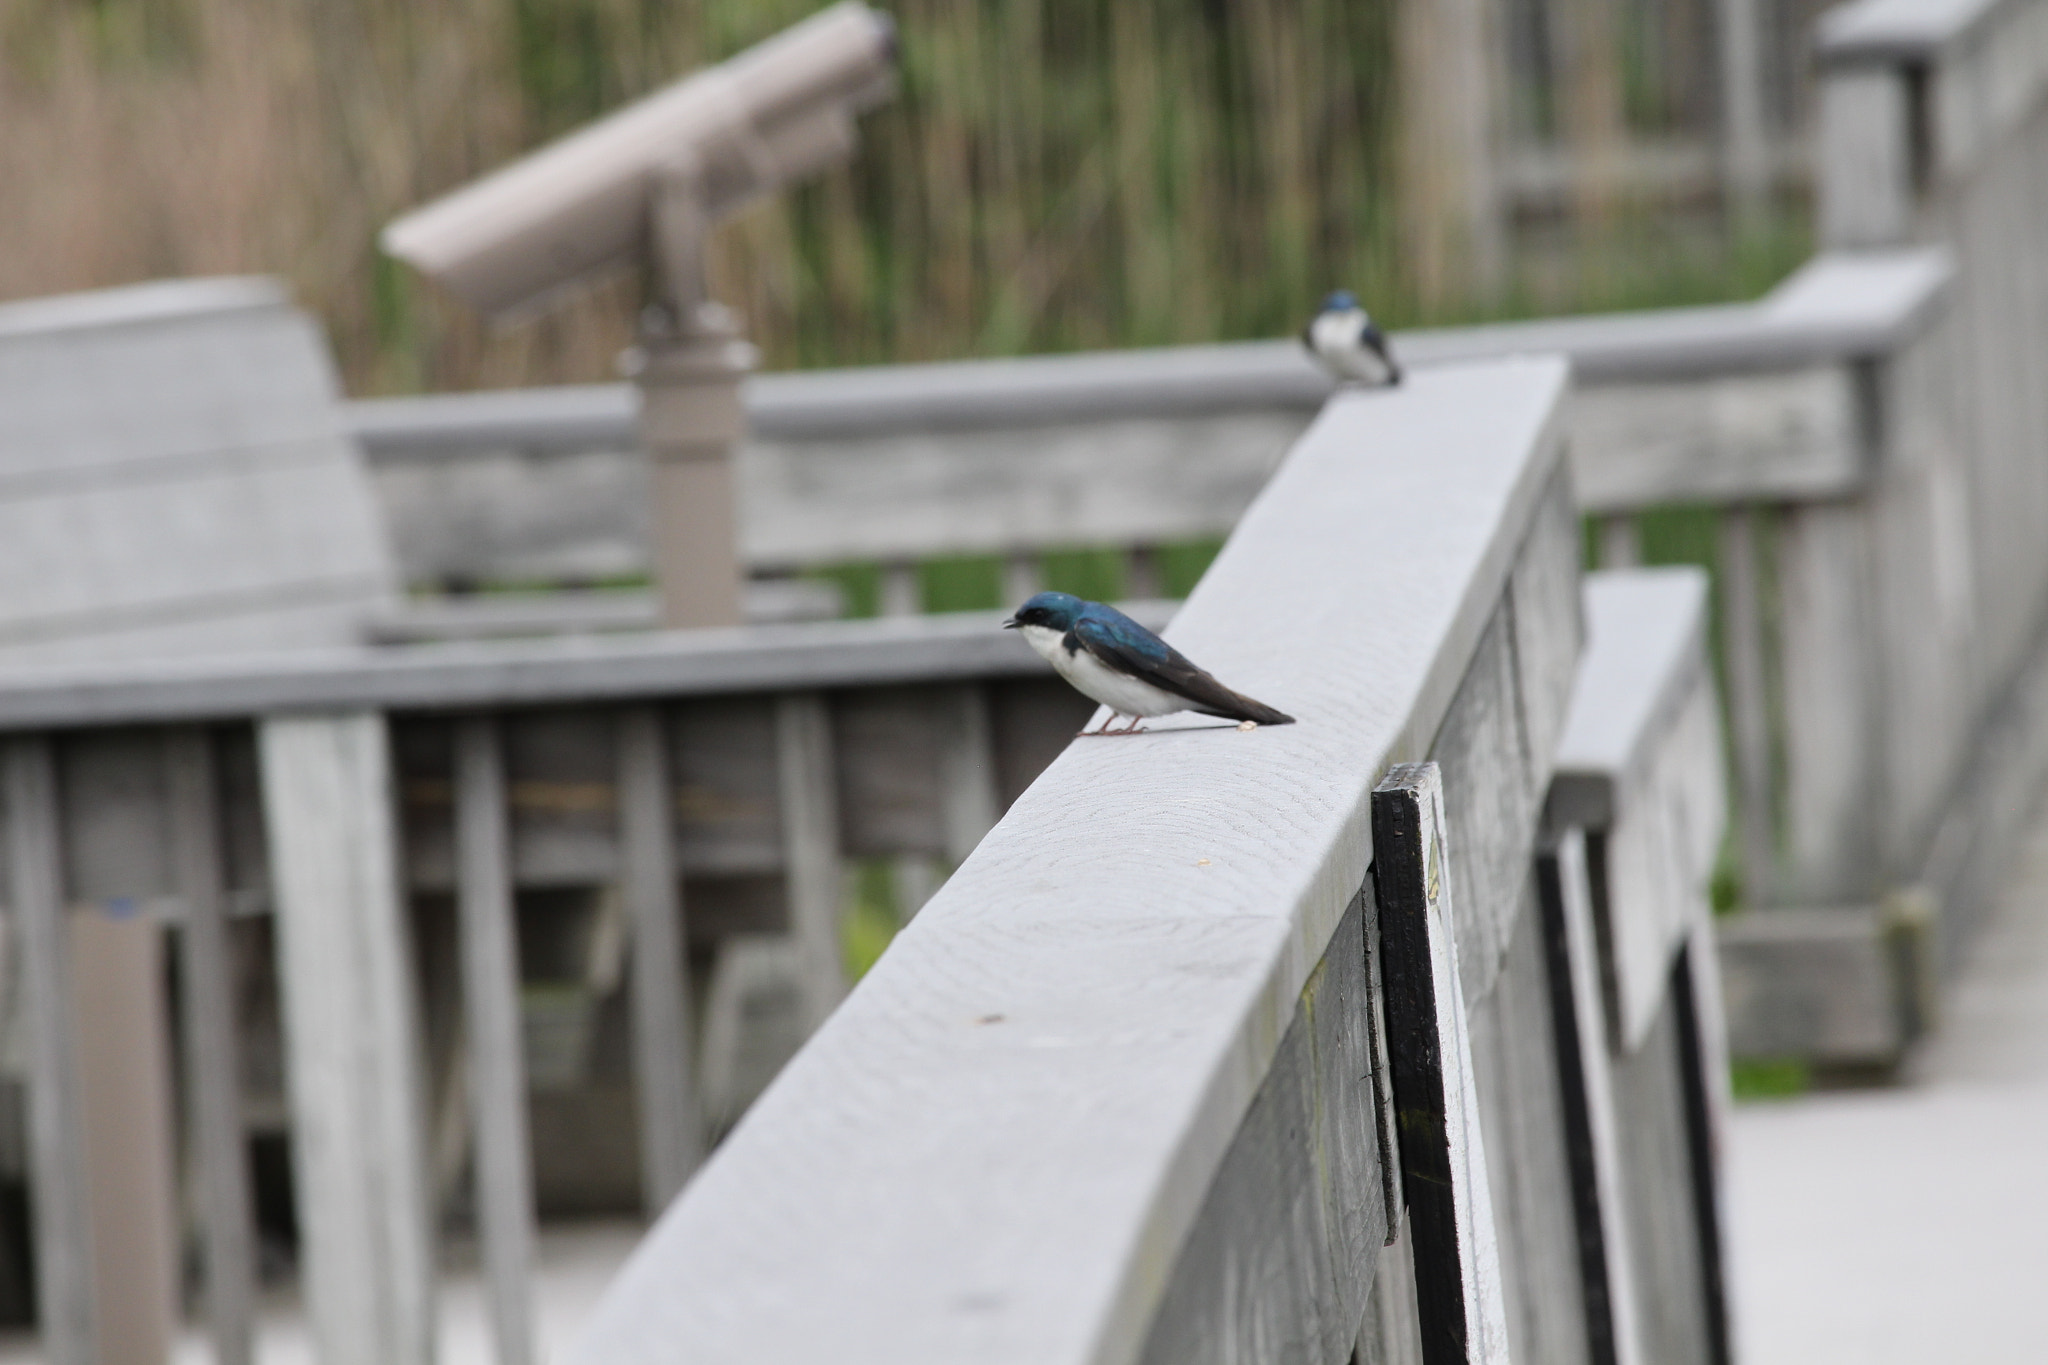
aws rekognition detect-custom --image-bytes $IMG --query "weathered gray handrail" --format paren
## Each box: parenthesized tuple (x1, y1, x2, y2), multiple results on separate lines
(0, 603, 1166, 731)
(570, 355, 1579, 1363)
(348, 247, 1949, 598)
(347, 248, 1945, 458)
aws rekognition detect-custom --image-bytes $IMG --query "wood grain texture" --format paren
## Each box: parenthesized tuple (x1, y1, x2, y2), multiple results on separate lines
(453, 717, 538, 1365)
(166, 728, 257, 1365)
(258, 713, 433, 1365)
(5, 738, 96, 1365)
(1373, 763, 1511, 1365)
(566, 358, 1567, 1365)
(1134, 893, 1389, 1365)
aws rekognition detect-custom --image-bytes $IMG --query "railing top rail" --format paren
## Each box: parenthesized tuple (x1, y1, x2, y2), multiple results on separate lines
(0, 276, 288, 341)
(1547, 567, 1712, 830)
(348, 249, 1949, 457)
(0, 602, 1167, 731)
(568, 356, 1569, 1365)
(1818, 0, 2010, 62)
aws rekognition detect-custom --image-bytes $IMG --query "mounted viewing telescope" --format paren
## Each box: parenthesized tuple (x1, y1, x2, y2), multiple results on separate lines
(383, 3, 898, 631)
(383, 1, 896, 319)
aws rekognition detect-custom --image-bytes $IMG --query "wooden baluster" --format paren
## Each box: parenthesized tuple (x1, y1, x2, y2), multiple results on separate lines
(615, 706, 704, 1215)
(937, 685, 1000, 867)
(1125, 544, 1163, 601)
(1537, 831, 1648, 1365)
(1001, 552, 1042, 609)
(879, 561, 922, 617)
(454, 717, 538, 1365)
(1373, 762, 1512, 1365)
(775, 694, 846, 1027)
(166, 728, 257, 1365)
(5, 737, 94, 1365)
(1597, 513, 1641, 569)
(1717, 506, 1775, 906)
(259, 713, 434, 1365)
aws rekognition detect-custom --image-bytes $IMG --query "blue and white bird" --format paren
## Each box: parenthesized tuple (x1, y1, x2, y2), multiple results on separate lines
(1302, 290, 1402, 387)
(1004, 591, 1294, 734)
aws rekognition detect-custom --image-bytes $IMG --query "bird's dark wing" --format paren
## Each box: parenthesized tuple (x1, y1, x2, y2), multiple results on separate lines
(1071, 608, 1294, 725)
(1300, 319, 1317, 352)
(1360, 319, 1402, 384)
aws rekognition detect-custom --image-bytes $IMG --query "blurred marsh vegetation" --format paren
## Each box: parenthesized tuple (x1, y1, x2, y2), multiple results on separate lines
(3, 0, 1819, 397)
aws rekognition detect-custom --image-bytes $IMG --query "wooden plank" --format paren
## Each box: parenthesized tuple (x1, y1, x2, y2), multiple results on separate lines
(1567, 367, 1861, 513)
(1537, 831, 1645, 1365)
(1775, 501, 1880, 905)
(565, 359, 1569, 1365)
(776, 693, 846, 1027)
(69, 906, 179, 1365)
(453, 717, 538, 1365)
(1716, 509, 1777, 906)
(879, 562, 922, 618)
(258, 712, 434, 1365)
(0, 601, 1165, 734)
(1134, 892, 1390, 1365)
(166, 728, 257, 1365)
(1429, 604, 1537, 1002)
(1715, 906, 1904, 1060)
(1359, 1225, 1428, 1365)
(1609, 990, 1712, 1365)
(615, 705, 704, 1214)
(1552, 569, 1727, 1049)
(5, 737, 96, 1365)
(836, 688, 946, 858)
(1817, 64, 1914, 249)
(0, 283, 395, 666)
(1374, 763, 1510, 1365)
(1671, 930, 1736, 1365)
(1465, 879, 1589, 1365)
(937, 685, 1001, 865)
(1596, 516, 1640, 570)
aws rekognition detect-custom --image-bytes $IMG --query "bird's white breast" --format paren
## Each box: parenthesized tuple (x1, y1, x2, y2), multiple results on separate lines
(1019, 624, 1188, 719)
(1309, 309, 1392, 384)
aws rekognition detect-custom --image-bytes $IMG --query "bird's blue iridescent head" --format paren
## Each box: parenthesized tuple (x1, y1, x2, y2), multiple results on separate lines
(1004, 590, 1085, 632)
(1320, 289, 1360, 314)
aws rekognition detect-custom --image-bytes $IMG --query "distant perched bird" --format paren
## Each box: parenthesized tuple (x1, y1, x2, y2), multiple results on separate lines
(1303, 290, 1402, 387)
(1004, 591, 1294, 734)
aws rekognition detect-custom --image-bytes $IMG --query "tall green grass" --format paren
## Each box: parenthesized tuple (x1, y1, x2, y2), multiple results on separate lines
(1, 0, 1808, 397)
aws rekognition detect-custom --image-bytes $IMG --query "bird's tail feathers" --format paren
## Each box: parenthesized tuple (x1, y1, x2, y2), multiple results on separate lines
(1198, 691, 1295, 727)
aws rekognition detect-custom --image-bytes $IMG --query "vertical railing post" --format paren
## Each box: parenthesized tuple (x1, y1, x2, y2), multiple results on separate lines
(166, 727, 257, 1365)
(455, 716, 539, 1365)
(775, 694, 846, 1027)
(1373, 762, 1512, 1365)
(5, 737, 95, 1365)
(1717, 507, 1777, 905)
(616, 705, 704, 1215)
(260, 712, 434, 1365)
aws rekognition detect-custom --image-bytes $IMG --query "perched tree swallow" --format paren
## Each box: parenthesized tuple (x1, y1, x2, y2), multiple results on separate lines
(1003, 591, 1295, 734)
(1303, 290, 1401, 386)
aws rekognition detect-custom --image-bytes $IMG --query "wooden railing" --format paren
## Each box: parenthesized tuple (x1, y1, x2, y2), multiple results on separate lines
(0, 606, 1152, 1365)
(560, 358, 1736, 1363)
(0, 355, 1746, 1365)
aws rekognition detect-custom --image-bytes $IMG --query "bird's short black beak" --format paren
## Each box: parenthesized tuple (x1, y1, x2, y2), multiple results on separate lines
(1001, 617, 1020, 629)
